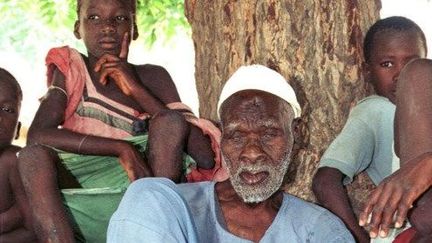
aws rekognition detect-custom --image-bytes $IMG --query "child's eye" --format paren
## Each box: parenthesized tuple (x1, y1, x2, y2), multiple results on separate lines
(380, 61, 393, 68)
(1, 106, 15, 113)
(116, 16, 128, 21)
(88, 15, 100, 20)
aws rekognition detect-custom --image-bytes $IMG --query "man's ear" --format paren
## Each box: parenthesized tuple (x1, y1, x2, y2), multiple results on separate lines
(14, 121, 21, 140)
(132, 22, 139, 40)
(290, 117, 304, 157)
(74, 21, 81, 39)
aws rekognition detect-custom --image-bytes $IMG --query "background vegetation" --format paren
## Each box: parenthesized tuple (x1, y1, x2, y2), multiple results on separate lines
(0, 0, 189, 62)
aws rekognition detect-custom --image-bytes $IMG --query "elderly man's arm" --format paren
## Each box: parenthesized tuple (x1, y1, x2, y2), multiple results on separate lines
(313, 167, 370, 242)
(312, 205, 356, 243)
(107, 178, 198, 243)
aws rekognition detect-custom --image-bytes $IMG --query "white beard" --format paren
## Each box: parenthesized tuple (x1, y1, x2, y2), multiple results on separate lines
(223, 152, 291, 203)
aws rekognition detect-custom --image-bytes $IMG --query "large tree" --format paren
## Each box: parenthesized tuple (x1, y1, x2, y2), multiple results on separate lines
(185, 0, 380, 206)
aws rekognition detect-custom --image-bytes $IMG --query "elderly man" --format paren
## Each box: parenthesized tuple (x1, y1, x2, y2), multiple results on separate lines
(107, 65, 354, 242)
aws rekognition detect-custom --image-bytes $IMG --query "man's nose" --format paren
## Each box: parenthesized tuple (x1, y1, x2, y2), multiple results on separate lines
(239, 138, 267, 164)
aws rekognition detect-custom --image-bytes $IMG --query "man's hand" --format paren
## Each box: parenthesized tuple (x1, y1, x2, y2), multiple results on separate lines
(117, 141, 153, 181)
(94, 32, 138, 96)
(359, 154, 432, 238)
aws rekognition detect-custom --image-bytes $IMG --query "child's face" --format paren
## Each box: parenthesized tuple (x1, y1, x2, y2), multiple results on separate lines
(366, 30, 426, 103)
(0, 82, 20, 146)
(75, 0, 135, 58)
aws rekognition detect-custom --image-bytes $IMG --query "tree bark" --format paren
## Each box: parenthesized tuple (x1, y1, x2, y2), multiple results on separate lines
(185, 0, 380, 203)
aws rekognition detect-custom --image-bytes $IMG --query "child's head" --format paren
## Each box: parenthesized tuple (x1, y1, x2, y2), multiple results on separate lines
(74, 0, 139, 58)
(363, 16, 427, 103)
(0, 68, 22, 146)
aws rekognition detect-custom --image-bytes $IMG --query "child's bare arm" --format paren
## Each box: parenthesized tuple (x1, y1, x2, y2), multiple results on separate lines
(28, 67, 152, 180)
(313, 167, 370, 243)
(0, 204, 22, 234)
(5, 146, 36, 241)
(0, 227, 36, 243)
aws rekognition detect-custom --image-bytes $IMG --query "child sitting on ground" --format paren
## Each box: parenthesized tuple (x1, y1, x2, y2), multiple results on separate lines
(312, 16, 427, 243)
(17, 0, 221, 242)
(0, 68, 35, 242)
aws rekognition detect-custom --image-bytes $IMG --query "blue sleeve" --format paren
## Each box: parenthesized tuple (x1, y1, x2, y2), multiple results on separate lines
(312, 211, 355, 243)
(319, 115, 375, 184)
(107, 178, 199, 243)
(319, 96, 396, 184)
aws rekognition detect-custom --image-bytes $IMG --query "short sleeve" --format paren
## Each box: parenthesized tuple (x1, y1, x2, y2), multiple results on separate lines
(319, 116, 375, 184)
(319, 96, 396, 184)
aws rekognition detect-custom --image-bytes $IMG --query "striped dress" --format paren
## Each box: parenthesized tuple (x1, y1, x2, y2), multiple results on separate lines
(44, 46, 224, 242)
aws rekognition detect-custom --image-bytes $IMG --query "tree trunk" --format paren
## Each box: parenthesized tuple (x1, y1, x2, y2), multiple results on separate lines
(185, 0, 380, 204)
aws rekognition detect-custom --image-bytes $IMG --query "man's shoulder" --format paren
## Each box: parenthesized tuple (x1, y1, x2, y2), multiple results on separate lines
(281, 193, 348, 227)
(281, 193, 354, 241)
(177, 181, 214, 202)
(282, 193, 332, 216)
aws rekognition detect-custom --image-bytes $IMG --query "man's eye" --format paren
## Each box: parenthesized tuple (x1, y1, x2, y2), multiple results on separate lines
(380, 61, 393, 68)
(228, 132, 244, 143)
(263, 133, 276, 139)
(232, 135, 242, 142)
(262, 131, 278, 141)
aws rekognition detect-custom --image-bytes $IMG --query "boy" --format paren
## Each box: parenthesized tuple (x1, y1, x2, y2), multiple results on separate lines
(312, 16, 427, 243)
(361, 59, 432, 242)
(0, 68, 35, 242)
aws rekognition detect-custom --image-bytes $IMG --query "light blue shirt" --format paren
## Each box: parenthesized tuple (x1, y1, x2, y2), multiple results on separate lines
(108, 178, 354, 242)
(319, 95, 398, 185)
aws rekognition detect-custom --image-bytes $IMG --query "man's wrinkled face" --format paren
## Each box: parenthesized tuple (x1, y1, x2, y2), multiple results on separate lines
(220, 90, 294, 203)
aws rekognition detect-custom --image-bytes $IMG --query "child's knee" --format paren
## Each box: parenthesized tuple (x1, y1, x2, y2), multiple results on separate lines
(150, 110, 188, 133)
(400, 58, 432, 86)
(17, 145, 58, 172)
(405, 58, 432, 73)
(409, 189, 432, 236)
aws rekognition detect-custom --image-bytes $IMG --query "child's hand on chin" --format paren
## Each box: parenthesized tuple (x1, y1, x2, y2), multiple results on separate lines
(94, 32, 138, 96)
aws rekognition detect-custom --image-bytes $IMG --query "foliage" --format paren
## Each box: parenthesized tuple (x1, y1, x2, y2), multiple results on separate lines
(0, 0, 190, 60)
(137, 0, 190, 47)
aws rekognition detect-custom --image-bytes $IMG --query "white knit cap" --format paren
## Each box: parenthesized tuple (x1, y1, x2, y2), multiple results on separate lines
(217, 64, 301, 118)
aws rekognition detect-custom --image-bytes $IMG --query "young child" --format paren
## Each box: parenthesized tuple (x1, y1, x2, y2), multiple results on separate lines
(361, 59, 432, 243)
(17, 0, 221, 242)
(0, 68, 35, 242)
(312, 16, 427, 243)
